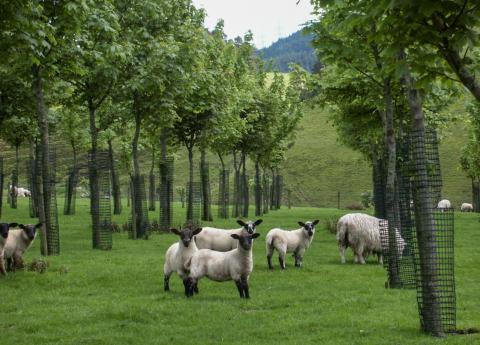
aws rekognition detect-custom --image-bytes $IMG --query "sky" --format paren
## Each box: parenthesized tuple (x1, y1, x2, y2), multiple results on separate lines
(191, 0, 314, 49)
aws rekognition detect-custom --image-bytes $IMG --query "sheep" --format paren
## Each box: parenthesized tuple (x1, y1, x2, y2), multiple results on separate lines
(461, 203, 473, 212)
(194, 219, 262, 252)
(186, 233, 260, 298)
(8, 185, 30, 197)
(0, 223, 17, 275)
(163, 227, 202, 295)
(265, 220, 319, 269)
(437, 199, 452, 211)
(3, 223, 41, 272)
(336, 213, 405, 265)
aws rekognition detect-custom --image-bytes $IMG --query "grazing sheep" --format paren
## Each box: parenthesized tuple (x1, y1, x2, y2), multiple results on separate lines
(265, 220, 319, 269)
(186, 233, 260, 298)
(3, 223, 41, 271)
(437, 199, 452, 211)
(194, 219, 262, 252)
(163, 227, 202, 295)
(336, 213, 405, 265)
(8, 185, 30, 197)
(461, 203, 473, 212)
(0, 223, 17, 275)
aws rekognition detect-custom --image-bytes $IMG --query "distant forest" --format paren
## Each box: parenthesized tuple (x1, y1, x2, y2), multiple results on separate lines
(258, 29, 318, 73)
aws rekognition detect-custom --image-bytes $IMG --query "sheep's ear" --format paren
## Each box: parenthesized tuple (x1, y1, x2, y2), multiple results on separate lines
(35, 223, 43, 229)
(231, 234, 240, 239)
(254, 219, 263, 226)
(193, 228, 202, 235)
(236, 220, 246, 227)
(8, 222, 18, 228)
(251, 233, 260, 239)
(312, 220, 319, 226)
(170, 228, 181, 235)
(298, 222, 306, 227)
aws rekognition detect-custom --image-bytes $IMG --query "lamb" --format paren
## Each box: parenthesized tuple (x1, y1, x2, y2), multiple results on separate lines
(437, 199, 452, 211)
(164, 227, 202, 295)
(186, 233, 260, 298)
(3, 223, 41, 271)
(0, 223, 17, 275)
(461, 203, 473, 212)
(265, 220, 319, 269)
(194, 219, 262, 252)
(336, 213, 405, 265)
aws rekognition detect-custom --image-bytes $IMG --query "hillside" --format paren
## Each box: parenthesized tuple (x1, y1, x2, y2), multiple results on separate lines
(0, 105, 472, 210)
(258, 30, 317, 72)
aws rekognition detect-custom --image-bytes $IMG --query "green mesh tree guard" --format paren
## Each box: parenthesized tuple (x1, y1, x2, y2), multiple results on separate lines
(409, 128, 456, 335)
(186, 181, 201, 228)
(27, 158, 39, 218)
(149, 172, 156, 211)
(0, 157, 3, 218)
(472, 179, 480, 212)
(273, 175, 283, 210)
(159, 157, 174, 231)
(254, 162, 262, 216)
(200, 161, 212, 221)
(63, 167, 77, 215)
(217, 169, 230, 219)
(129, 175, 149, 239)
(9, 170, 18, 209)
(232, 169, 241, 218)
(241, 173, 249, 217)
(373, 156, 387, 219)
(45, 146, 60, 255)
(262, 171, 269, 215)
(94, 152, 112, 249)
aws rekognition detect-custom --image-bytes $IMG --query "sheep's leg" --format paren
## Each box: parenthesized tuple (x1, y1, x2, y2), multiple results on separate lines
(0, 256, 6, 275)
(267, 255, 273, 270)
(6, 257, 14, 272)
(235, 280, 245, 298)
(164, 272, 171, 291)
(13, 254, 24, 270)
(356, 245, 366, 264)
(182, 279, 190, 297)
(186, 278, 196, 297)
(295, 248, 305, 267)
(278, 252, 286, 270)
(242, 277, 250, 299)
(377, 253, 383, 265)
(339, 244, 346, 264)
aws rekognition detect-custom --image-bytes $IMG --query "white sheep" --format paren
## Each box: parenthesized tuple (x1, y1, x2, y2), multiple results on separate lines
(17, 188, 31, 197)
(461, 203, 473, 212)
(186, 233, 260, 298)
(3, 223, 41, 271)
(437, 199, 452, 211)
(0, 223, 17, 275)
(265, 220, 319, 269)
(163, 227, 202, 295)
(336, 213, 405, 265)
(194, 219, 262, 252)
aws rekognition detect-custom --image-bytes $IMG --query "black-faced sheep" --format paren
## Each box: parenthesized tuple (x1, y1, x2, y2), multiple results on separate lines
(186, 233, 260, 298)
(0, 223, 17, 275)
(265, 220, 319, 269)
(194, 219, 262, 252)
(164, 227, 202, 295)
(3, 223, 41, 271)
(461, 203, 473, 212)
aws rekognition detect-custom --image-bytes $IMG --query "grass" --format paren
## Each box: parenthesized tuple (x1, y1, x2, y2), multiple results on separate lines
(1, 199, 479, 345)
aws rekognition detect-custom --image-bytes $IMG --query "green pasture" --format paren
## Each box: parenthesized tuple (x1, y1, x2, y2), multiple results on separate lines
(0, 199, 479, 345)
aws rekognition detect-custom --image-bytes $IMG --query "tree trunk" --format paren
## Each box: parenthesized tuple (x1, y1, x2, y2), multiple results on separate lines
(132, 98, 141, 178)
(403, 55, 443, 336)
(241, 151, 249, 217)
(88, 96, 101, 249)
(383, 77, 401, 287)
(270, 168, 276, 210)
(149, 148, 156, 211)
(472, 178, 480, 212)
(372, 144, 387, 219)
(33, 65, 50, 256)
(108, 139, 121, 215)
(159, 130, 172, 229)
(131, 97, 144, 238)
(10, 143, 19, 209)
(64, 141, 77, 215)
(262, 167, 269, 214)
(254, 160, 262, 216)
(232, 151, 241, 218)
(200, 148, 212, 221)
(187, 146, 194, 222)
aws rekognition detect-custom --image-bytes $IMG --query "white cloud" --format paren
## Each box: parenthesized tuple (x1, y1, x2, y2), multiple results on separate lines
(192, 0, 313, 48)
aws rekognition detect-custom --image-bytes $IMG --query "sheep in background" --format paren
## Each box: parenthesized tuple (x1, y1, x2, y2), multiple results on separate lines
(461, 203, 474, 212)
(437, 199, 452, 211)
(194, 219, 262, 252)
(265, 220, 319, 269)
(0, 223, 17, 275)
(336, 213, 405, 265)
(164, 227, 202, 295)
(17, 188, 31, 197)
(186, 233, 260, 298)
(3, 223, 41, 271)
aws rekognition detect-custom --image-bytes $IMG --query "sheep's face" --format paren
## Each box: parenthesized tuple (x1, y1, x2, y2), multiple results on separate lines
(237, 219, 263, 234)
(0, 223, 16, 239)
(231, 233, 260, 250)
(171, 227, 202, 248)
(299, 220, 319, 237)
(19, 223, 41, 241)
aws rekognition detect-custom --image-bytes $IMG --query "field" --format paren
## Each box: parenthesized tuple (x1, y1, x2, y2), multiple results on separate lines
(1, 199, 479, 345)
